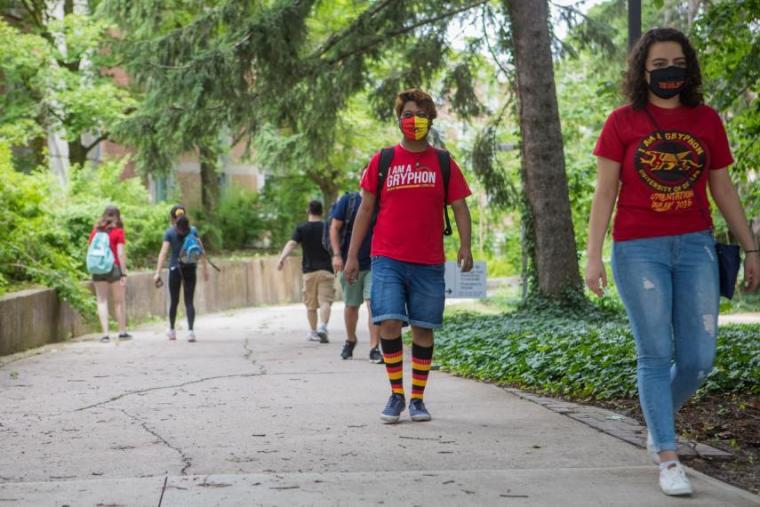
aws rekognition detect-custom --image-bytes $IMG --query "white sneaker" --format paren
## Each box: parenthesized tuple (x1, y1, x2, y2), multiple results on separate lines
(188, 331, 196, 343)
(316, 324, 329, 343)
(306, 330, 320, 342)
(167, 329, 176, 341)
(659, 462, 692, 496)
(646, 431, 660, 464)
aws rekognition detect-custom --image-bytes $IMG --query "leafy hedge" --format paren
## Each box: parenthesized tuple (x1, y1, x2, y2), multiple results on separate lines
(435, 305, 760, 400)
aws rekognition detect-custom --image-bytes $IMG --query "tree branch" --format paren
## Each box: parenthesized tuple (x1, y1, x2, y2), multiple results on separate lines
(318, 0, 489, 67)
(84, 133, 109, 152)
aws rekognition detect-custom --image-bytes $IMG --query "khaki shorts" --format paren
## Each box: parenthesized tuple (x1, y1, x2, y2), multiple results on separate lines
(303, 270, 335, 310)
(339, 270, 371, 307)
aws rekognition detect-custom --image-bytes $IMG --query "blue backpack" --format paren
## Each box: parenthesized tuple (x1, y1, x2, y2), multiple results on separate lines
(179, 229, 203, 264)
(86, 231, 115, 274)
(322, 192, 360, 256)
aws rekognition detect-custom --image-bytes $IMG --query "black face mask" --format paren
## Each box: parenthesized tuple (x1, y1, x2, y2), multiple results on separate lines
(648, 66, 688, 99)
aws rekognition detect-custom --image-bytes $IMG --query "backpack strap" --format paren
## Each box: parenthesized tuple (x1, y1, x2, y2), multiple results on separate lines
(372, 147, 395, 227)
(436, 149, 453, 236)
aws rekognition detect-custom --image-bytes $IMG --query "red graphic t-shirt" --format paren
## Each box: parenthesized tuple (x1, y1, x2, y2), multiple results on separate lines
(88, 227, 126, 266)
(594, 103, 733, 241)
(360, 144, 471, 264)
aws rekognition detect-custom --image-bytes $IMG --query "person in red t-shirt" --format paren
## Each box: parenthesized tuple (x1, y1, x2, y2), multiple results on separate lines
(585, 28, 759, 497)
(88, 206, 130, 343)
(345, 88, 473, 424)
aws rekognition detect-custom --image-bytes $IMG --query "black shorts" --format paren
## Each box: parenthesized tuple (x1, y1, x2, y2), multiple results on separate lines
(92, 265, 122, 283)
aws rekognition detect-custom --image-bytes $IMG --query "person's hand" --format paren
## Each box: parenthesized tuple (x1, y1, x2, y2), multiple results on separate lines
(585, 257, 607, 297)
(153, 272, 160, 282)
(277, 258, 285, 271)
(458, 246, 473, 272)
(344, 256, 359, 284)
(332, 255, 344, 273)
(743, 251, 760, 293)
(120, 275, 127, 287)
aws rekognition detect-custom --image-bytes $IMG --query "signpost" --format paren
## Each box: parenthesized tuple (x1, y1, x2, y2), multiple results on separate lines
(444, 261, 487, 299)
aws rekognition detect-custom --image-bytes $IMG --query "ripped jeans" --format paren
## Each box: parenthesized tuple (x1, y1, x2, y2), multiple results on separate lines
(612, 230, 719, 453)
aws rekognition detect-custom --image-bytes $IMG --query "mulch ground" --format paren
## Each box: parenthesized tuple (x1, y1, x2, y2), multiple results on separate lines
(597, 393, 759, 495)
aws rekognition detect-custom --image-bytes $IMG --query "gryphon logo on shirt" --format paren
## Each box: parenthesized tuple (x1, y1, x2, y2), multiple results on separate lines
(385, 164, 437, 191)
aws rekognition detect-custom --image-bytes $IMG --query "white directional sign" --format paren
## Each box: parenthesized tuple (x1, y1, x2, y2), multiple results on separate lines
(444, 261, 487, 299)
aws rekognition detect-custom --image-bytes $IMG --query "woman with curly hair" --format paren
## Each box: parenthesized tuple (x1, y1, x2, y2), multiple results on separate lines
(585, 27, 759, 496)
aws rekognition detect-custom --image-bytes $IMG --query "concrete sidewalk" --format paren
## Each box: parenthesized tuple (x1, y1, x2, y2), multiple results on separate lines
(0, 304, 757, 506)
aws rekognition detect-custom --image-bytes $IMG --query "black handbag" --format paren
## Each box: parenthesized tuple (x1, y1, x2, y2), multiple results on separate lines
(715, 242, 741, 299)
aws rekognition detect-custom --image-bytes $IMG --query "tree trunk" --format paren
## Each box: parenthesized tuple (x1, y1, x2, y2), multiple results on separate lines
(68, 139, 88, 167)
(199, 145, 220, 217)
(507, 0, 581, 298)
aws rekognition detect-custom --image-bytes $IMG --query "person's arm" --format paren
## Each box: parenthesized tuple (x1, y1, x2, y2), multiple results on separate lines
(198, 236, 210, 281)
(153, 241, 171, 282)
(709, 168, 760, 292)
(277, 240, 299, 271)
(117, 243, 128, 286)
(344, 190, 375, 282)
(585, 156, 621, 297)
(330, 218, 345, 272)
(450, 198, 473, 272)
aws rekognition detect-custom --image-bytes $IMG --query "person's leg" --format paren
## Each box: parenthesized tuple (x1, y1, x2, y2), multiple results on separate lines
(111, 278, 127, 335)
(317, 270, 335, 326)
(182, 265, 197, 331)
(344, 305, 359, 342)
(302, 272, 319, 339)
(362, 270, 380, 350)
(371, 257, 410, 422)
(93, 280, 110, 338)
(168, 267, 182, 332)
(406, 262, 445, 420)
(671, 232, 719, 411)
(612, 237, 678, 462)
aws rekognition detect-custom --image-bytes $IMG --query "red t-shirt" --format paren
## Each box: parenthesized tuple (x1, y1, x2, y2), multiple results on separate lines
(88, 227, 126, 266)
(594, 103, 733, 241)
(360, 144, 471, 264)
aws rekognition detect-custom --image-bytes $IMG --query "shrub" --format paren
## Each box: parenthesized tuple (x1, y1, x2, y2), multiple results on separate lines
(215, 186, 265, 251)
(435, 305, 759, 400)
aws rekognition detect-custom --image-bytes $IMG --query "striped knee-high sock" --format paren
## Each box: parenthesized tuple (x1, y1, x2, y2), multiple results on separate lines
(380, 337, 404, 396)
(411, 343, 434, 400)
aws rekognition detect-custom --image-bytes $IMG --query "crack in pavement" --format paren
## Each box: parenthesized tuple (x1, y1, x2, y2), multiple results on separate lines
(74, 373, 263, 412)
(118, 409, 193, 476)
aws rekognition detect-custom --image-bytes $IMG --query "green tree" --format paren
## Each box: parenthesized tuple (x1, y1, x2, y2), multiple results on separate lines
(0, 2, 135, 171)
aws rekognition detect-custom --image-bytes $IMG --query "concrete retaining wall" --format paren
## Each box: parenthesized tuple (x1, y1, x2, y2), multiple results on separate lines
(0, 256, 307, 357)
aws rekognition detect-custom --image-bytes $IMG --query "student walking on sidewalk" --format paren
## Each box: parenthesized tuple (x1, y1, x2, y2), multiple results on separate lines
(329, 190, 382, 363)
(345, 88, 473, 423)
(87, 206, 131, 343)
(153, 205, 209, 342)
(277, 200, 335, 343)
(585, 28, 759, 497)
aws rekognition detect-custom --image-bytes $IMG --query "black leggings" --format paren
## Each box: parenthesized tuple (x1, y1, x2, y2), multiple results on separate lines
(169, 264, 197, 330)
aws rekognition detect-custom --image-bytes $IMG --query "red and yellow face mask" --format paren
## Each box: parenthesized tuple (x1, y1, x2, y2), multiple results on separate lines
(399, 115, 430, 141)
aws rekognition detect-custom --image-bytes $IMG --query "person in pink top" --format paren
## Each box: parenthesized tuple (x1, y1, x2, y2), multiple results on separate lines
(345, 88, 473, 424)
(88, 206, 130, 343)
(585, 28, 759, 496)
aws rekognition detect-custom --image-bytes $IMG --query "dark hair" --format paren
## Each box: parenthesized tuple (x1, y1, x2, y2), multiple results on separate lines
(394, 88, 437, 120)
(308, 200, 323, 216)
(175, 215, 191, 238)
(169, 204, 186, 221)
(623, 27, 703, 109)
(96, 205, 123, 231)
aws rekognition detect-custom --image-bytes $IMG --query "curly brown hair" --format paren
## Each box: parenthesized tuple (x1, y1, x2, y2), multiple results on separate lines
(623, 27, 703, 110)
(394, 88, 437, 120)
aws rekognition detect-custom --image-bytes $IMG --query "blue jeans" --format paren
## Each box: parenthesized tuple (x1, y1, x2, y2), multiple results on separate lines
(612, 230, 719, 453)
(370, 256, 445, 329)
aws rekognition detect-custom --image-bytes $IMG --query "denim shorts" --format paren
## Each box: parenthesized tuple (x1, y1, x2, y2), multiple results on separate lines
(370, 256, 445, 329)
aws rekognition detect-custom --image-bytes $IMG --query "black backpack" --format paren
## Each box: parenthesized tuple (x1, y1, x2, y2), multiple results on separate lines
(321, 191, 361, 255)
(372, 147, 453, 236)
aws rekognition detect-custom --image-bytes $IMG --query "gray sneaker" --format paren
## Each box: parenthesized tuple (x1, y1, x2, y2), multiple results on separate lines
(368, 346, 384, 364)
